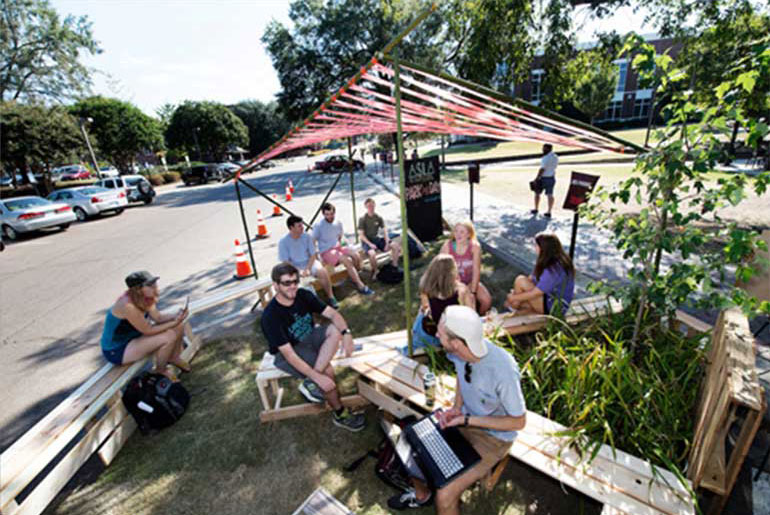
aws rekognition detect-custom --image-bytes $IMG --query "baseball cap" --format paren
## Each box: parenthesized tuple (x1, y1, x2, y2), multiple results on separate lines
(125, 271, 159, 288)
(442, 305, 487, 358)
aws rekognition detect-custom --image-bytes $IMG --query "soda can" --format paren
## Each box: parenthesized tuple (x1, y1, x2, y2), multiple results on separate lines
(423, 372, 436, 407)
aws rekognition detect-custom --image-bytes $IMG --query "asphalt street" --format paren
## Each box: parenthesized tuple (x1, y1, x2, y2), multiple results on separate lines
(0, 155, 403, 451)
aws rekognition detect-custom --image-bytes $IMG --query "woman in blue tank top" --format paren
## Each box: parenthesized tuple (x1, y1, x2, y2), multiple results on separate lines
(101, 271, 190, 380)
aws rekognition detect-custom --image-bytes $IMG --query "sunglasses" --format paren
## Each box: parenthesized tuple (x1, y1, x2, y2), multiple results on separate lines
(279, 279, 299, 287)
(464, 362, 472, 384)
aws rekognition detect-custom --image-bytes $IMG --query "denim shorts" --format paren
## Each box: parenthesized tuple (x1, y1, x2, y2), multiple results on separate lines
(102, 342, 128, 365)
(540, 177, 555, 195)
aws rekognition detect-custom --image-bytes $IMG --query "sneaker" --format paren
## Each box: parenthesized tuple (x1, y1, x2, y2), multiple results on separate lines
(387, 488, 433, 510)
(332, 408, 366, 432)
(328, 297, 340, 309)
(530, 209, 538, 215)
(298, 378, 325, 404)
(359, 286, 375, 295)
(544, 212, 552, 218)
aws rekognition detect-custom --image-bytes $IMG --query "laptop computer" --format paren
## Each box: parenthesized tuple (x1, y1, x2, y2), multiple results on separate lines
(403, 413, 481, 488)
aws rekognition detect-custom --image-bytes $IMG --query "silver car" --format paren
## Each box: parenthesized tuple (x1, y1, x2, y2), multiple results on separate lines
(47, 186, 128, 221)
(0, 196, 77, 241)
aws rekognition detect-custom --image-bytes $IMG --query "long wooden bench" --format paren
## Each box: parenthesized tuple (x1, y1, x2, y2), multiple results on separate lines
(352, 350, 696, 515)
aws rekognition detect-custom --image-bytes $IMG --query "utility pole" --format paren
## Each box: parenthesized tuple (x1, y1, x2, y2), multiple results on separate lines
(80, 118, 101, 179)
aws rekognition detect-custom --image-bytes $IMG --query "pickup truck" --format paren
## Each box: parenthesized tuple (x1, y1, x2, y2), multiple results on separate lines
(314, 155, 364, 173)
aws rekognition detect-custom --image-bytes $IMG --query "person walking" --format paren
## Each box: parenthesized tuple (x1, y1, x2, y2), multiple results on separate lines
(531, 143, 558, 218)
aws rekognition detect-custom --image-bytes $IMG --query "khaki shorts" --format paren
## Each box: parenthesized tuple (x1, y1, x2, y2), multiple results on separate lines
(459, 427, 513, 473)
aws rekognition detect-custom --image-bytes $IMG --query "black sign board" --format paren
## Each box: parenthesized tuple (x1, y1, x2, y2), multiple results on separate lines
(468, 163, 480, 184)
(563, 171, 600, 211)
(405, 156, 442, 241)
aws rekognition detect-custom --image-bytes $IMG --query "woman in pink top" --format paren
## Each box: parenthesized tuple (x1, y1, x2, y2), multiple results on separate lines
(440, 220, 492, 315)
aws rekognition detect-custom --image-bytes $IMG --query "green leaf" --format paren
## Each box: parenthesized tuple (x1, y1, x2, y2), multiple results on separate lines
(735, 71, 759, 93)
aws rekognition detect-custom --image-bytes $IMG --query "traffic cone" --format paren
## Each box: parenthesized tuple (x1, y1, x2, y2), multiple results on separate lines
(271, 194, 282, 216)
(233, 239, 252, 280)
(255, 209, 270, 239)
(285, 185, 292, 201)
(288, 179, 294, 193)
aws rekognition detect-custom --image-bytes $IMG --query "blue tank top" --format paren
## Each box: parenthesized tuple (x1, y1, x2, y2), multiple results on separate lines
(101, 310, 143, 350)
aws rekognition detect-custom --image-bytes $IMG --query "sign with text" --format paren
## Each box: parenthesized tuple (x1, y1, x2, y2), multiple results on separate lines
(405, 156, 442, 241)
(563, 171, 600, 211)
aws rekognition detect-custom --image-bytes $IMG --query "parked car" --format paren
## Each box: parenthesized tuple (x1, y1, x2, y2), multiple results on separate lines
(216, 162, 241, 179)
(0, 174, 24, 187)
(95, 175, 155, 204)
(182, 164, 222, 186)
(314, 155, 364, 173)
(47, 186, 127, 221)
(98, 166, 120, 178)
(58, 165, 91, 181)
(0, 196, 77, 240)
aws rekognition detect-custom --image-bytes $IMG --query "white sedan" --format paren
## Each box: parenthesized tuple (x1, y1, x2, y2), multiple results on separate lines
(48, 186, 128, 221)
(0, 196, 77, 241)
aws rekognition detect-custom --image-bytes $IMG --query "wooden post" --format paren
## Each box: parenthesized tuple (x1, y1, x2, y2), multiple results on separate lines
(393, 51, 413, 356)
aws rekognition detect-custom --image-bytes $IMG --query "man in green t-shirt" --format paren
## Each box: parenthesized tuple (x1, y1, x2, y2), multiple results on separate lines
(357, 198, 401, 278)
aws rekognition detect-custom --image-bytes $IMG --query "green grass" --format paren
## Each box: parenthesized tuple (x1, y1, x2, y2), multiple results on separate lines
(52, 242, 599, 515)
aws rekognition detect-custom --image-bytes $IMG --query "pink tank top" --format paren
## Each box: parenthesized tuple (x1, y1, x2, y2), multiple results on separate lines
(449, 241, 474, 285)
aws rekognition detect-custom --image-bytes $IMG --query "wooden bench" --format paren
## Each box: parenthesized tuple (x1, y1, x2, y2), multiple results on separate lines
(487, 294, 624, 336)
(255, 331, 408, 422)
(351, 335, 698, 515)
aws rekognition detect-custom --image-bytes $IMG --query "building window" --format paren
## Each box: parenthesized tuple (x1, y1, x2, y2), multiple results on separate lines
(599, 100, 623, 121)
(634, 97, 651, 119)
(616, 61, 628, 93)
(531, 70, 544, 104)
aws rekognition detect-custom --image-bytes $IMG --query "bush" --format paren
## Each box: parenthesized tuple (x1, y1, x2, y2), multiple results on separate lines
(147, 174, 164, 186)
(162, 171, 181, 183)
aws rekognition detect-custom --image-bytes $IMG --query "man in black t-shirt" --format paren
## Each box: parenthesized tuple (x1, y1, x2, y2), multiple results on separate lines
(260, 262, 366, 432)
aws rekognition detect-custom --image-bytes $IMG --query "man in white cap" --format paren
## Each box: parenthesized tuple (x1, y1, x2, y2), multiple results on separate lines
(388, 305, 527, 513)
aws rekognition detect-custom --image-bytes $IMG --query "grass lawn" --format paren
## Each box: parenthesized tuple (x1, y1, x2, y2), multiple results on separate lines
(50, 242, 599, 515)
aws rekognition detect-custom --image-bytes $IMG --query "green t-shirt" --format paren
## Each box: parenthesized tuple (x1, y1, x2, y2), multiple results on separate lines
(358, 213, 385, 241)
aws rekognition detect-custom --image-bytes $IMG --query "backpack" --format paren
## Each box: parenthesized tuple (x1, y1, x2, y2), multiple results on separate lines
(122, 372, 190, 434)
(377, 263, 404, 284)
(345, 415, 416, 492)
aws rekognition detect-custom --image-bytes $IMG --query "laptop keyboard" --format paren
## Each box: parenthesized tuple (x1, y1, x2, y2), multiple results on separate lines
(412, 417, 463, 478)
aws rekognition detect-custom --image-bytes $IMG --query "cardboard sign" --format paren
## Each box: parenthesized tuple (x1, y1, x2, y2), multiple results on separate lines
(563, 171, 600, 211)
(405, 156, 442, 241)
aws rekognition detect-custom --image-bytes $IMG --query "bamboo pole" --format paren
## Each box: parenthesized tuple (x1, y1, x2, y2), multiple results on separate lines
(348, 137, 358, 243)
(393, 51, 413, 356)
(379, 55, 645, 154)
(381, 4, 438, 56)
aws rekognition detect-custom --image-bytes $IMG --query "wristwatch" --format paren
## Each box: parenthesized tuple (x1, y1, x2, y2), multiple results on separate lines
(341, 328, 351, 336)
(464, 414, 470, 427)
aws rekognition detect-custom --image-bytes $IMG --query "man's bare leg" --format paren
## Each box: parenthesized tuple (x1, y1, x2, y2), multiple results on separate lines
(341, 254, 366, 290)
(315, 266, 335, 299)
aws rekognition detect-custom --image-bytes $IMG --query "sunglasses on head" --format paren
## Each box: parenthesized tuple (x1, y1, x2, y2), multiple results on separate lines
(279, 279, 299, 287)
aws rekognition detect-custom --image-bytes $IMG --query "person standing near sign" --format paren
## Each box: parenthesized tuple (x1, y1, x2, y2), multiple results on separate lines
(531, 143, 558, 218)
(440, 221, 492, 315)
(358, 198, 401, 278)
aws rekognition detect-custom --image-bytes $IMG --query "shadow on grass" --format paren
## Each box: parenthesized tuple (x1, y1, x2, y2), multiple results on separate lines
(46, 239, 599, 515)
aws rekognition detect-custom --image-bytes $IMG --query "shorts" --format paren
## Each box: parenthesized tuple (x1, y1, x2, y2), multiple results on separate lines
(102, 342, 128, 365)
(362, 233, 398, 253)
(320, 244, 357, 266)
(304, 260, 324, 277)
(273, 326, 327, 378)
(539, 176, 555, 195)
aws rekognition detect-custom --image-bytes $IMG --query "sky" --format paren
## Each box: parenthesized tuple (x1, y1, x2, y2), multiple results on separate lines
(52, 1, 654, 117)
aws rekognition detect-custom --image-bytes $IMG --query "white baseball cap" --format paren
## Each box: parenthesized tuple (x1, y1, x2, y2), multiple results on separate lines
(442, 305, 488, 358)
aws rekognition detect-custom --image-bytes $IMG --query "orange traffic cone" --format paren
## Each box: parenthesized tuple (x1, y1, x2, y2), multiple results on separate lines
(285, 185, 292, 201)
(255, 209, 270, 239)
(233, 239, 252, 280)
(288, 179, 294, 193)
(272, 194, 282, 216)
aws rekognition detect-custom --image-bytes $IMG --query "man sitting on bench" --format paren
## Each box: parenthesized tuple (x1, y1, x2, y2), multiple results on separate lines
(260, 262, 366, 432)
(358, 197, 401, 279)
(388, 305, 526, 513)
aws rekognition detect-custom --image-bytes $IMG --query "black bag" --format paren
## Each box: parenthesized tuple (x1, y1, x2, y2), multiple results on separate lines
(345, 416, 416, 492)
(529, 177, 543, 193)
(122, 372, 190, 434)
(377, 263, 404, 284)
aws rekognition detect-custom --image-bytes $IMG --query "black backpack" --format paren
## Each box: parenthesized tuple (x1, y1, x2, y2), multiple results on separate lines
(345, 415, 416, 492)
(122, 372, 190, 434)
(377, 263, 404, 284)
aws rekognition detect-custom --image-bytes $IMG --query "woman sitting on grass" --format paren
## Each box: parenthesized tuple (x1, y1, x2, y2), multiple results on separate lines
(440, 220, 492, 315)
(412, 254, 474, 350)
(504, 232, 575, 316)
(100, 271, 190, 380)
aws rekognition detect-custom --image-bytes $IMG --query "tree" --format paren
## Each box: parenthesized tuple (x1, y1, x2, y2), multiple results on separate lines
(0, 101, 85, 191)
(155, 103, 176, 129)
(584, 35, 770, 348)
(70, 97, 165, 173)
(0, 0, 101, 102)
(539, 0, 577, 110)
(165, 101, 248, 161)
(228, 100, 290, 157)
(568, 49, 619, 124)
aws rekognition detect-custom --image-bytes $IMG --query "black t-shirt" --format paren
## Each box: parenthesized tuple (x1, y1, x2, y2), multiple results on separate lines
(261, 288, 327, 354)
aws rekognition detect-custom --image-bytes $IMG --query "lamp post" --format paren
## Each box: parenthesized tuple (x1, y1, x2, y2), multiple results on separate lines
(79, 117, 101, 179)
